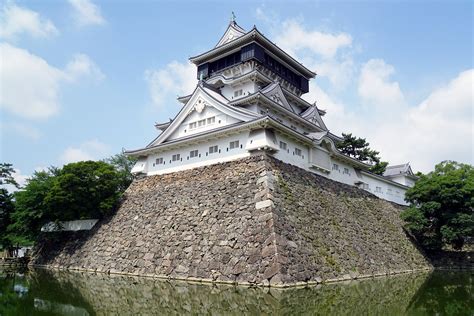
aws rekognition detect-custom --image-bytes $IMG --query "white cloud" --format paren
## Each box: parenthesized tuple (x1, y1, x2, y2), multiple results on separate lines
(0, 2, 58, 40)
(145, 61, 197, 108)
(59, 139, 111, 164)
(274, 19, 352, 59)
(316, 57, 356, 88)
(256, 14, 356, 89)
(68, 0, 105, 27)
(305, 67, 473, 173)
(358, 59, 405, 108)
(0, 43, 62, 119)
(255, 13, 472, 172)
(64, 53, 105, 82)
(401, 69, 474, 171)
(1, 122, 41, 140)
(0, 43, 104, 120)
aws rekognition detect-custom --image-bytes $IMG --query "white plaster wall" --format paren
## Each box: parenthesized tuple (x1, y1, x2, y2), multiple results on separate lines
(360, 173, 407, 205)
(389, 175, 415, 188)
(146, 131, 251, 176)
(272, 133, 310, 170)
(141, 128, 410, 205)
(221, 80, 257, 101)
(326, 158, 360, 186)
(167, 106, 240, 141)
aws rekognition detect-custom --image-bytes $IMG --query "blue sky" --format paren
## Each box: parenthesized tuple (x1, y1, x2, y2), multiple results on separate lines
(1, 0, 473, 186)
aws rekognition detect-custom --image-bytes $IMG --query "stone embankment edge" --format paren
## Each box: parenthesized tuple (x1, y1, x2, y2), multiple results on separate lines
(30, 264, 433, 289)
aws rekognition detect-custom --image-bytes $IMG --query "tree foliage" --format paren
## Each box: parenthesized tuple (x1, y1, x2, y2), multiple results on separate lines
(10, 168, 59, 241)
(401, 161, 474, 250)
(104, 152, 137, 192)
(336, 133, 388, 175)
(0, 163, 19, 250)
(45, 161, 123, 220)
(6, 154, 136, 245)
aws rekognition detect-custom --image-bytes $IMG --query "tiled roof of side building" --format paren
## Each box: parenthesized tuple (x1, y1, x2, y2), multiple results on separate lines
(383, 163, 412, 177)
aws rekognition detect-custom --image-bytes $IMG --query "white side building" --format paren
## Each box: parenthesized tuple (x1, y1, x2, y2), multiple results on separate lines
(126, 20, 416, 205)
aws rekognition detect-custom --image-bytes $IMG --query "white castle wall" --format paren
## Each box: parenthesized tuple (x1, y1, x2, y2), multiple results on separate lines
(140, 128, 409, 205)
(146, 131, 251, 176)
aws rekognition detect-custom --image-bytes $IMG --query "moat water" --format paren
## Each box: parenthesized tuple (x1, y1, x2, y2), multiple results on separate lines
(0, 268, 472, 315)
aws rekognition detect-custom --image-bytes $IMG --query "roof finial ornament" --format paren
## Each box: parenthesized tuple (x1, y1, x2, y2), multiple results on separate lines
(230, 11, 236, 24)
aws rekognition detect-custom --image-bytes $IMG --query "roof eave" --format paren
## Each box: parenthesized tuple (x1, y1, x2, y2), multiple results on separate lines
(190, 29, 316, 79)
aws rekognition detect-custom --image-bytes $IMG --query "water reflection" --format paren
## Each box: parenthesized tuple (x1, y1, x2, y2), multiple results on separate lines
(0, 268, 472, 315)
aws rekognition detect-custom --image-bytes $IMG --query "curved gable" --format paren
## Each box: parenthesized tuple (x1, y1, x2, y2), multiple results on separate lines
(215, 22, 246, 47)
(301, 105, 328, 130)
(147, 84, 257, 147)
(262, 83, 296, 113)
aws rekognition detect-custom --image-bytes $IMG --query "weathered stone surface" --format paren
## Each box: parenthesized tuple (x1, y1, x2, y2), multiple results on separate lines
(33, 153, 431, 286)
(255, 200, 274, 209)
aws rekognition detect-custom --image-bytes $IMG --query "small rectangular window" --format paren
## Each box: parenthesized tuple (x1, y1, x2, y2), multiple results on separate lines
(155, 157, 163, 165)
(198, 119, 206, 127)
(279, 141, 287, 150)
(189, 122, 197, 129)
(190, 150, 198, 158)
(172, 154, 180, 161)
(207, 116, 215, 124)
(229, 140, 240, 149)
(376, 186, 382, 193)
(234, 89, 243, 97)
(295, 148, 302, 156)
(332, 163, 339, 171)
(343, 167, 350, 175)
(209, 145, 218, 154)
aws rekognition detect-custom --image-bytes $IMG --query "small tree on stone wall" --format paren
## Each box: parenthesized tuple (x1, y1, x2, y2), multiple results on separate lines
(336, 133, 388, 175)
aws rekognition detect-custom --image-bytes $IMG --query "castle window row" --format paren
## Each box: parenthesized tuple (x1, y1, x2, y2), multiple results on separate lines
(189, 116, 216, 130)
(152, 140, 245, 167)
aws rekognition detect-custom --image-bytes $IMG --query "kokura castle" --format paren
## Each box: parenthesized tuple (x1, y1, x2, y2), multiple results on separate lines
(126, 19, 416, 205)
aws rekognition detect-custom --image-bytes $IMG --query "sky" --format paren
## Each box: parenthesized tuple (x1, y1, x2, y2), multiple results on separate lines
(1, 0, 473, 188)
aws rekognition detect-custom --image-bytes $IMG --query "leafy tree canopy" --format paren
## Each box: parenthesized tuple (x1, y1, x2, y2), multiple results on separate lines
(0, 163, 19, 249)
(45, 160, 123, 220)
(8, 155, 135, 244)
(336, 133, 388, 175)
(104, 152, 137, 192)
(401, 161, 474, 250)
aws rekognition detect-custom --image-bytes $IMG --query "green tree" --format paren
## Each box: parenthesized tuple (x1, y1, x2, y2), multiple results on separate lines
(8, 157, 132, 243)
(10, 169, 57, 242)
(0, 163, 19, 250)
(44, 161, 124, 221)
(104, 152, 137, 192)
(336, 133, 388, 175)
(401, 161, 474, 250)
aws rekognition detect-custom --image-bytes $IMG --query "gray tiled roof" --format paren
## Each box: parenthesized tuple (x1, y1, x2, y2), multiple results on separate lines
(383, 163, 412, 177)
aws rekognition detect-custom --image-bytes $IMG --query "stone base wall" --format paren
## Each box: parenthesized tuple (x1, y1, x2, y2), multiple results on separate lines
(33, 153, 431, 286)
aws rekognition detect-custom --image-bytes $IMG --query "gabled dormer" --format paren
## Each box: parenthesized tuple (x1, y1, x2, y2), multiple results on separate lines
(215, 20, 246, 47)
(147, 83, 257, 147)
